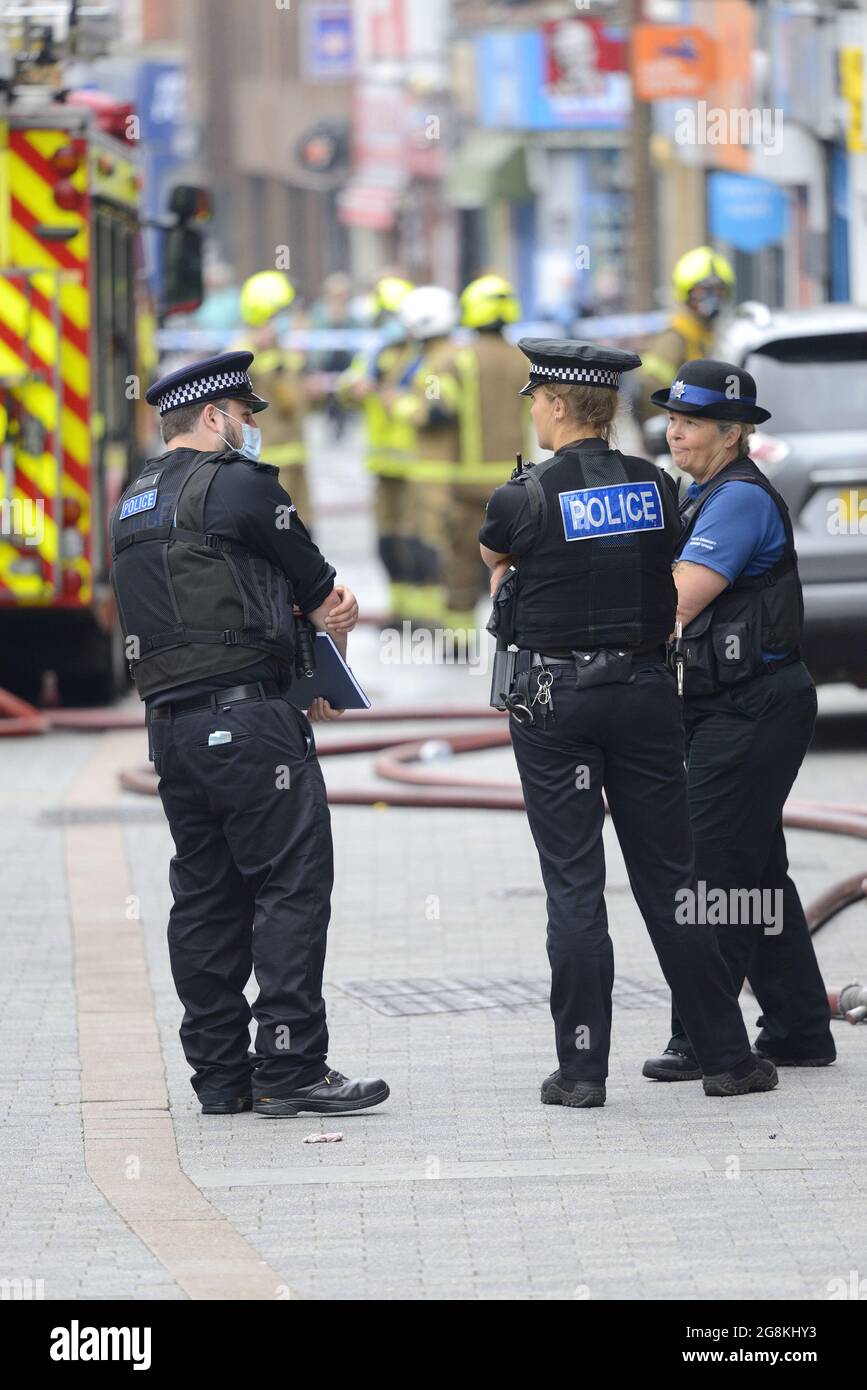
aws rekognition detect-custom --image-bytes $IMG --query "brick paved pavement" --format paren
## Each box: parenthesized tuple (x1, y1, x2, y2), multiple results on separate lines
(2, 419, 866, 1301)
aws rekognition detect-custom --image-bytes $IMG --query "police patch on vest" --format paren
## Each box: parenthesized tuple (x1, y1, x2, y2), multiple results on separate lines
(119, 488, 158, 520)
(559, 480, 664, 542)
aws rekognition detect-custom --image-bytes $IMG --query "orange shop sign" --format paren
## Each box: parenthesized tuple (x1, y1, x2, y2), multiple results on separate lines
(632, 25, 715, 101)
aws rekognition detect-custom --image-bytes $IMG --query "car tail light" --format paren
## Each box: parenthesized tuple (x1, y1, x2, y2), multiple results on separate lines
(750, 432, 791, 468)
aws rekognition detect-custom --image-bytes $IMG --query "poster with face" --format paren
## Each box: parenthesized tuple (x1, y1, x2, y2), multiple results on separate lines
(542, 19, 626, 99)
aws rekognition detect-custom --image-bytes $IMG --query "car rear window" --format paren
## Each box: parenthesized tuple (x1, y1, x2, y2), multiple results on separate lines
(744, 333, 867, 432)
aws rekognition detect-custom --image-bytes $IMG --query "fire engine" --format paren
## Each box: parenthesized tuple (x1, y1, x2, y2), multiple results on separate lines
(0, 8, 205, 703)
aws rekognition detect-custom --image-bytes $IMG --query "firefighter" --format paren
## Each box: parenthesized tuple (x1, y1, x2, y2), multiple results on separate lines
(636, 247, 735, 431)
(441, 273, 530, 632)
(109, 351, 389, 1118)
(391, 285, 461, 627)
(336, 275, 419, 623)
(236, 270, 312, 529)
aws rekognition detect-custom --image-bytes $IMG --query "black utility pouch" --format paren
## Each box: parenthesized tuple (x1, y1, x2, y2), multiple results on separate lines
(489, 643, 518, 711)
(681, 608, 717, 697)
(711, 617, 759, 685)
(486, 566, 518, 643)
(571, 648, 635, 690)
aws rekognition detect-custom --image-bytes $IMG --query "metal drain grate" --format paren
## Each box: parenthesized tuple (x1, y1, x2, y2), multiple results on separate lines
(336, 975, 671, 1017)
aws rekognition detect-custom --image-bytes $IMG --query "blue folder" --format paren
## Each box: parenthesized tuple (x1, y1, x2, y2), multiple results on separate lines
(286, 631, 371, 711)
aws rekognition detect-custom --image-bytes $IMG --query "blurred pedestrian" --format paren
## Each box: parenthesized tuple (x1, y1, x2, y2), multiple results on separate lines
(307, 272, 358, 441)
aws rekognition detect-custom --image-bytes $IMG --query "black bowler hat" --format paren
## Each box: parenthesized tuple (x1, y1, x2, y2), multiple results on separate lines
(650, 358, 771, 424)
(145, 350, 269, 416)
(517, 337, 642, 397)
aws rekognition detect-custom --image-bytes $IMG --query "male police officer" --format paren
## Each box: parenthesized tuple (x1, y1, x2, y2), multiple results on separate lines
(110, 351, 389, 1118)
(480, 339, 777, 1108)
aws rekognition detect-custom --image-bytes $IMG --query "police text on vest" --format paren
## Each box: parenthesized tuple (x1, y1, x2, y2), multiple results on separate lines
(559, 481, 663, 542)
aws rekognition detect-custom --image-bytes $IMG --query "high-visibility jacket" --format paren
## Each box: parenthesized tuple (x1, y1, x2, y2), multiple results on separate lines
(337, 342, 420, 477)
(233, 341, 307, 469)
(392, 330, 530, 485)
(637, 310, 716, 424)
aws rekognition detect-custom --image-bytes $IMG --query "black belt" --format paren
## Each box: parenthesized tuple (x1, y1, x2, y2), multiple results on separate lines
(527, 640, 666, 667)
(149, 679, 284, 720)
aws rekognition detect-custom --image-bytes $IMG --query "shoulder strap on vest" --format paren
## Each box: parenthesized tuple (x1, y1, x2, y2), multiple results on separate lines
(678, 455, 798, 589)
(111, 451, 238, 557)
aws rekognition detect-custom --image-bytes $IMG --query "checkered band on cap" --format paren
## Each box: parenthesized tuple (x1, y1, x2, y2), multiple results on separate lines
(530, 362, 621, 388)
(156, 368, 252, 414)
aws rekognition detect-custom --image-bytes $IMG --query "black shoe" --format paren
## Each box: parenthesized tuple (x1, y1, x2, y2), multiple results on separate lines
(753, 1045, 836, 1068)
(702, 1055, 778, 1097)
(540, 1070, 605, 1108)
(200, 1095, 253, 1115)
(253, 1069, 390, 1118)
(642, 1048, 702, 1082)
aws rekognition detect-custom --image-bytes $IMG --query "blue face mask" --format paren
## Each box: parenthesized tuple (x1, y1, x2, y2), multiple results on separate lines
(215, 407, 262, 461)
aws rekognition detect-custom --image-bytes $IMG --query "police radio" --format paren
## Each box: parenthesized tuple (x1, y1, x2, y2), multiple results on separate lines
(294, 613, 317, 680)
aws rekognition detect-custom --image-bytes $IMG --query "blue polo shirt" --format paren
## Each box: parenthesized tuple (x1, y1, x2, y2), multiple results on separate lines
(676, 479, 789, 661)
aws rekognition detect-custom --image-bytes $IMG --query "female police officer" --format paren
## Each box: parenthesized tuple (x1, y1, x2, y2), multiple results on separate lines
(480, 339, 777, 1108)
(642, 358, 834, 1081)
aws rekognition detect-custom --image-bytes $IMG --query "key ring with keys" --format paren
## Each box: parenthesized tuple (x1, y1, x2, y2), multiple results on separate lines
(533, 670, 554, 706)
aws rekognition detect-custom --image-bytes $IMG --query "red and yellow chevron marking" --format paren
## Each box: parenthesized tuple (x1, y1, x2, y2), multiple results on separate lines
(0, 124, 91, 607)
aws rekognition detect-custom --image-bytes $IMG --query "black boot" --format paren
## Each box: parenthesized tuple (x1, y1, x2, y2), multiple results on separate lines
(200, 1095, 253, 1115)
(753, 1043, 835, 1067)
(540, 1070, 605, 1108)
(254, 1068, 389, 1117)
(642, 1047, 702, 1082)
(702, 1054, 778, 1097)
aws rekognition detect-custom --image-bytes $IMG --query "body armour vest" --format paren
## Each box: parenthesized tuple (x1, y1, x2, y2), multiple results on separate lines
(510, 444, 681, 651)
(678, 456, 803, 696)
(109, 449, 297, 698)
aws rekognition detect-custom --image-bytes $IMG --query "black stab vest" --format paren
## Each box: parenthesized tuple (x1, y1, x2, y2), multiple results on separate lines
(109, 450, 296, 698)
(510, 444, 681, 651)
(678, 456, 803, 695)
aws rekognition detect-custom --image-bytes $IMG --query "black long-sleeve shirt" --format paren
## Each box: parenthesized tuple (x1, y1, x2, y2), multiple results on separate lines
(146, 451, 336, 707)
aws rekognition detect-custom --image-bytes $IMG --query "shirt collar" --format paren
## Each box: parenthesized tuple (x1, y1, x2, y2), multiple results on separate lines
(561, 436, 609, 452)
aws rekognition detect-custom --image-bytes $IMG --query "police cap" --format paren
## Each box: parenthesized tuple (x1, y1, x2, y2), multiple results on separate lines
(517, 338, 642, 398)
(145, 350, 269, 416)
(650, 359, 771, 423)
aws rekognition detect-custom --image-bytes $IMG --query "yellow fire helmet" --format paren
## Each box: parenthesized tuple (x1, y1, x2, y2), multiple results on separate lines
(239, 270, 296, 327)
(373, 276, 415, 317)
(460, 273, 521, 329)
(672, 247, 735, 303)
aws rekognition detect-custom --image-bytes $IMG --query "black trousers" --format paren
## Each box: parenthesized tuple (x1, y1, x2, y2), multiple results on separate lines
(669, 660, 833, 1061)
(509, 660, 752, 1082)
(149, 693, 333, 1101)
